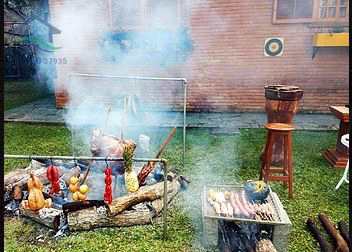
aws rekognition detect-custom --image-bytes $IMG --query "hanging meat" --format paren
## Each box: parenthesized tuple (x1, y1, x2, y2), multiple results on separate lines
(90, 128, 136, 174)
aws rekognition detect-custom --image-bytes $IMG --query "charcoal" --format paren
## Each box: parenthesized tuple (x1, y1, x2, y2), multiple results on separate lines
(218, 220, 259, 252)
(5, 200, 21, 216)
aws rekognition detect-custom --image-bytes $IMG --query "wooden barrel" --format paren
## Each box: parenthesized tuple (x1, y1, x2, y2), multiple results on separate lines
(264, 85, 303, 164)
(265, 85, 303, 123)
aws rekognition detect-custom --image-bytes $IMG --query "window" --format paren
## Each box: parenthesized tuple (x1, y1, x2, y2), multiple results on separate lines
(319, 0, 348, 19)
(110, 0, 186, 31)
(277, 0, 313, 19)
(273, 0, 349, 24)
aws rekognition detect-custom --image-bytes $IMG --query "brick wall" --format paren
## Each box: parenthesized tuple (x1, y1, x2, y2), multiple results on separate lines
(49, 0, 349, 112)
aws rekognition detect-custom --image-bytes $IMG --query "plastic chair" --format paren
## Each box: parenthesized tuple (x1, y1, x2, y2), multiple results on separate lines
(335, 134, 349, 190)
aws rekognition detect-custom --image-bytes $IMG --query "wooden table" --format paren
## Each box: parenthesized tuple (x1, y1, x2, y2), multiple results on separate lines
(323, 106, 349, 168)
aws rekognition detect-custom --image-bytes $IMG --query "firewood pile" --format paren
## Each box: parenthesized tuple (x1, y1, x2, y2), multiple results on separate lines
(4, 128, 188, 237)
(306, 214, 350, 252)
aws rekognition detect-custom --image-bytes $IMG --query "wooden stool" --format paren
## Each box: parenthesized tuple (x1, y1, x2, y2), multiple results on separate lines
(260, 123, 295, 198)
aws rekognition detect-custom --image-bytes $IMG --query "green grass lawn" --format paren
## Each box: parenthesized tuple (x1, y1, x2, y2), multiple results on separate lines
(4, 123, 349, 252)
(4, 80, 50, 111)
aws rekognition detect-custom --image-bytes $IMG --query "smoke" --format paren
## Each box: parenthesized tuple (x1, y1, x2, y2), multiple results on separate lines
(45, 0, 186, 156)
(51, 0, 237, 246)
(29, 19, 56, 92)
(176, 130, 241, 248)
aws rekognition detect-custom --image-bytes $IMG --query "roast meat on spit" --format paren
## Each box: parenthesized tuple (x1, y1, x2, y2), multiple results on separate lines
(90, 128, 136, 174)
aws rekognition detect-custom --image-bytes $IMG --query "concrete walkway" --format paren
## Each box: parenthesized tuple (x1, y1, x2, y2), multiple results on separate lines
(4, 98, 339, 131)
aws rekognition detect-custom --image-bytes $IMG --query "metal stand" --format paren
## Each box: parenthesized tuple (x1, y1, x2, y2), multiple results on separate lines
(68, 73, 187, 167)
(4, 154, 169, 240)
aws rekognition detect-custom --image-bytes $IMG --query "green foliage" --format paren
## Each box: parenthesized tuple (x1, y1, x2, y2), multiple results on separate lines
(4, 80, 50, 111)
(4, 124, 348, 251)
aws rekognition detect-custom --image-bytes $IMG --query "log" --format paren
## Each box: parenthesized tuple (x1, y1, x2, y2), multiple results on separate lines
(5, 160, 47, 188)
(306, 218, 334, 252)
(20, 206, 62, 231)
(318, 214, 349, 252)
(68, 206, 152, 231)
(255, 239, 277, 252)
(108, 177, 180, 216)
(4, 160, 67, 191)
(338, 221, 350, 248)
(63, 200, 107, 214)
(67, 179, 180, 231)
(138, 127, 176, 185)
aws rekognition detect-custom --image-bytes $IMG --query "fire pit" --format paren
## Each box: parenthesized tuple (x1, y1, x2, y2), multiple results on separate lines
(4, 154, 189, 239)
(202, 184, 291, 251)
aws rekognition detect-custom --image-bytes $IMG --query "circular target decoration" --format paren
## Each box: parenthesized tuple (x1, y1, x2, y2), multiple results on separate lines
(264, 38, 284, 56)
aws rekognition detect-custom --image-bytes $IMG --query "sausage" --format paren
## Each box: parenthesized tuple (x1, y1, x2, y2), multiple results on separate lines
(234, 192, 250, 217)
(240, 190, 255, 216)
(229, 192, 240, 216)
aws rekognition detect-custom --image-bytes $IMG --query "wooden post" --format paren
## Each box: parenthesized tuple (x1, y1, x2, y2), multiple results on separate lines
(162, 160, 168, 240)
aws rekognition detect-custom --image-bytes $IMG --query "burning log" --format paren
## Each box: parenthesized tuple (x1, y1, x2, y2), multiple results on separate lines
(20, 206, 62, 232)
(306, 218, 334, 252)
(318, 213, 349, 252)
(338, 221, 350, 247)
(67, 178, 181, 231)
(138, 127, 177, 185)
(108, 175, 180, 216)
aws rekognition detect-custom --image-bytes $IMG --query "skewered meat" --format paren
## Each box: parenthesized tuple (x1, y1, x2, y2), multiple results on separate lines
(208, 198, 221, 214)
(215, 192, 226, 203)
(224, 191, 231, 200)
(220, 202, 228, 216)
(226, 202, 233, 217)
(207, 188, 277, 221)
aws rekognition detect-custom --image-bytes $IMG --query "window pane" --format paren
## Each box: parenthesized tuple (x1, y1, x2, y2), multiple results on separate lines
(320, 0, 328, 7)
(277, 0, 295, 18)
(340, 0, 347, 6)
(277, 0, 313, 19)
(320, 7, 328, 17)
(295, 0, 313, 17)
(329, 0, 337, 6)
(339, 7, 347, 16)
(328, 7, 336, 17)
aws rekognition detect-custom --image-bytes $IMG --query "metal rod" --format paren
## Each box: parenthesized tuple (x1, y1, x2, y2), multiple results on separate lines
(69, 73, 187, 83)
(162, 159, 168, 240)
(4, 154, 165, 163)
(183, 80, 187, 166)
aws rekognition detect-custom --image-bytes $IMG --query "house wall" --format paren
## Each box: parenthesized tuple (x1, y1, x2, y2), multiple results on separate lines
(49, 0, 349, 112)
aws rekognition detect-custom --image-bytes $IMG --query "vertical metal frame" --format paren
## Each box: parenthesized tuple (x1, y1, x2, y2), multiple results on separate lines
(67, 73, 187, 166)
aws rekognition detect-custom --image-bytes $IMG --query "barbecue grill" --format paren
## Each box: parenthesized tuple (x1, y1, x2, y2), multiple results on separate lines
(202, 184, 292, 251)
